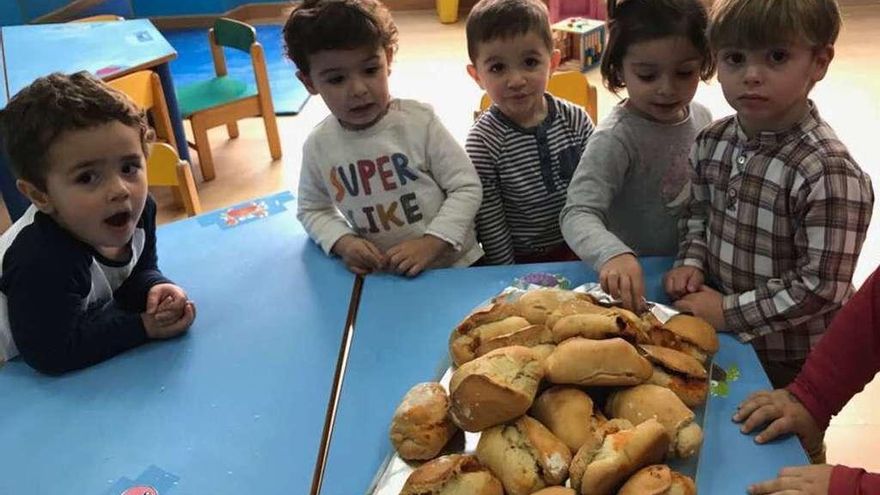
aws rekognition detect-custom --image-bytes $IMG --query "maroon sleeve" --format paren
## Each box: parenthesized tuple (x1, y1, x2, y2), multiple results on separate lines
(829, 465, 880, 494)
(787, 268, 880, 430)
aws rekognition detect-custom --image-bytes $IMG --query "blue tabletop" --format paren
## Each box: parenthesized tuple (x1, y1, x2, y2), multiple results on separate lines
(320, 258, 807, 495)
(1, 19, 176, 98)
(0, 193, 356, 495)
(0, 32, 7, 107)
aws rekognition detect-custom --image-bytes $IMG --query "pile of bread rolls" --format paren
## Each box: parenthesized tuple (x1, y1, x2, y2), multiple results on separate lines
(390, 288, 719, 495)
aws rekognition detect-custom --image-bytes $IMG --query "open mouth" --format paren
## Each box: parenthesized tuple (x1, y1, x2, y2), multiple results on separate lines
(350, 103, 374, 114)
(104, 211, 131, 228)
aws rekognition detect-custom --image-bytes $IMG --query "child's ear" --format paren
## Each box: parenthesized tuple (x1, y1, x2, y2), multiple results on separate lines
(16, 179, 53, 214)
(385, 47, 395, 75)
(296, 71, 320, 96)
(810, 45, 835, 83)
(549, 48, 562, 74)
(466, 64, 484, 89)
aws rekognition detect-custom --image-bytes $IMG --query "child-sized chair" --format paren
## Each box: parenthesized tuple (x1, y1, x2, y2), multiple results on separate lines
(70, 14, 125, 22)
(175, 18, 283, 181)
(107, 70, 178, 150)
(476, 71, 598, 124)
(147, 142, 202, 217)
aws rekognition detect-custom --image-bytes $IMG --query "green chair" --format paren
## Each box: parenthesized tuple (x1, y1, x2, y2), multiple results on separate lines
(176, 18, 282, 181)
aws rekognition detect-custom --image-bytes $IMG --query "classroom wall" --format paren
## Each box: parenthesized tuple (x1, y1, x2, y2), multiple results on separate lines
(0, 2, 23, 26)
(131, 0, 288, 17)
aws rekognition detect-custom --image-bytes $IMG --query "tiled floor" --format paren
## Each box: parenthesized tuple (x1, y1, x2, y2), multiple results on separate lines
(1, 1, 878, 473)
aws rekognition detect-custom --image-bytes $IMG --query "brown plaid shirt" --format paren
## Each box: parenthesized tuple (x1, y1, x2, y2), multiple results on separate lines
(676, 103, 874, 362)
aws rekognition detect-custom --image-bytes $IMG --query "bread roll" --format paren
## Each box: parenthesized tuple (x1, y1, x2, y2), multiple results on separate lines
(617, 464, 696, 495)
(544, 338, 652, 386)
(450, 311, 532, 366)
(516, 288, 593, 325)
(545, 299, 613, 329)
(606, 384, 703, 458)
(569, 418, 669, 495)
(531, 488, 577, 495)
(400, 454, 504, 495)
(389, 382, 459, 460)
(641, 345, 709, 407)
(550, 313, 626, 342)
(530, 386, 594, 453)
(474, 324, 555, 358)
(642, 314, 719, 364)
(475, 416, 572, 495)
(449, 346, 544, 431)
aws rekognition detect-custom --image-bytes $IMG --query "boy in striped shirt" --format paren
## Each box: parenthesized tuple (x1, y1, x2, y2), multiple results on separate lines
(465, 0, 595, 265)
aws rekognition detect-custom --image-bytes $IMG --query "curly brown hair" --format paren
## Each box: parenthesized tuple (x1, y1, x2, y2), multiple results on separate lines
(0, 71, 149, 191)
(283, 0, 399, 75)
(708, 0, 841, 51)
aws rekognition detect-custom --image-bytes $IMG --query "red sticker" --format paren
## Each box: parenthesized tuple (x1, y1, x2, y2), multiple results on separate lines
(121, 486, 158, 495)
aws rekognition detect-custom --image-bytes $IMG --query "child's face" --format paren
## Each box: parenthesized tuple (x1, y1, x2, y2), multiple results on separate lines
(717, 41, 832, 136)
(467, 31, 561, 128)
(619, 36, 703, 123)
(298, 45, 393, 130)
(21, 121, 148, 254)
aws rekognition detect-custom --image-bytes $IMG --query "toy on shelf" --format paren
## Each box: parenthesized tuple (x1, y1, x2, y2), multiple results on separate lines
(551, 17, 606, 71)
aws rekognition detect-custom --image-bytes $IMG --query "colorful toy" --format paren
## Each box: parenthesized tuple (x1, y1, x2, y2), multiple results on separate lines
(551, 17, 606, 71)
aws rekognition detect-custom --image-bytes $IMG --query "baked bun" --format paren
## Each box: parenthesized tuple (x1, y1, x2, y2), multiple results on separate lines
(569, 418, 669, 495)
(517, 289, 593, 325)
(643, 314, 719, 364)
(530, 386, 595, 454)
(544, 337, 652, 386)
(474, 324, 555, 358)
(617, 464, 696, 495)
(545, 299, 611, 329)
(475, 416, 572, 495)
(449, 346, 544, 431)
(531, 488, 577, 495)
(400, 454, 504, 495)
(641, 345, 709, 407)
(389, 382, 459, 460)
(550, 313, 627, 342)
(606, 384, 703, 458)
(449, 302, 525, 366)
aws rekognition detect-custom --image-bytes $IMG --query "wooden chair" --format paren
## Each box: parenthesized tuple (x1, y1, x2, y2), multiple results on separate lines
(175, 17, 282, 181)
(147, 143, 202, 217)
(70, 14, 124, 22)
(107, 71, 199, 215)
(476, 71, 599, 124)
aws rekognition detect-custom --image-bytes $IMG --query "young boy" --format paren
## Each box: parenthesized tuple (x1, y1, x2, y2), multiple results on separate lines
(733, 264, 880, 494)
(465, 0, 594, 265)
(284, 0, 483, 277)
(665, 0, 874, 388)
(0, 72, 196, 374)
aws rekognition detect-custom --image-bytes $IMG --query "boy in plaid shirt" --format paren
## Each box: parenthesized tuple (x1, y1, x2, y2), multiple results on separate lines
(665, 0, 873, 388)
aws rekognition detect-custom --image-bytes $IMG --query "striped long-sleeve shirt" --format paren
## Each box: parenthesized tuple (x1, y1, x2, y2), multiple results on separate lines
(676, 102, 874, 362)
(467, 94, 594, 264)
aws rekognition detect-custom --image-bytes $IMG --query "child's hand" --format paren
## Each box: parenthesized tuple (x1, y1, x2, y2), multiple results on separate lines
(747, 465, 833, 495)
(734, 389, 824, 451)
(664, 266, 704, 299)
(147, 283, 188, 325)
(332, 235, 387, 275)
(142, 300, 196, 339)
(673, 285, 726, 330)
(386, 235, 451, 277)
(599, 253, 645, 312)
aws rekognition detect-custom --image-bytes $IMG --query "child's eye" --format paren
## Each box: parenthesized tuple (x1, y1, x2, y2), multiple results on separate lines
(676, 69, 696, 78)
(121, 160, 143, 176)
(325, 75, 345, 85)
(723, 52, 746, 66)
(75, 171, 98, 185)
(768, 49, 789, 64)
(636, 73, 657, 82)
(364, 65, 380, 75)
(488, 63, 505, 73)
(524, 57, 541, 68)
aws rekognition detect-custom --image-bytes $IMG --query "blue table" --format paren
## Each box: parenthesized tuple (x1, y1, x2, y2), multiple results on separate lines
(0, 19, 190, 221)
(319, 258, 808, 495)
(0, 194, 356, 494)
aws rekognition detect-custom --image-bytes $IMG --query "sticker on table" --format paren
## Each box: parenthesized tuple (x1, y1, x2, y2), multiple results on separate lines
(95, 65, 128, 77)
(101, 465, 179, 495)
(710, 363, 741, 397)
(198, 191, 295, 229)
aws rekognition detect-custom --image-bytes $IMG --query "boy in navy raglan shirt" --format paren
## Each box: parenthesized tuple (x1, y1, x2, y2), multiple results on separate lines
(0, 72, 195, 374)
